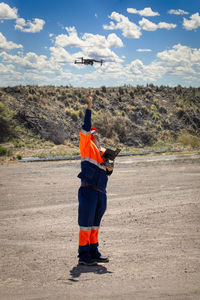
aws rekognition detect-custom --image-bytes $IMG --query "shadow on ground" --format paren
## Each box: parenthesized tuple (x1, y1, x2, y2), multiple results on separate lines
(68, 264, 113, 282)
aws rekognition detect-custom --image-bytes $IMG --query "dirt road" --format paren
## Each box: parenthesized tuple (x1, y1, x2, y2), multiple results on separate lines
(0, 154, 200, 299)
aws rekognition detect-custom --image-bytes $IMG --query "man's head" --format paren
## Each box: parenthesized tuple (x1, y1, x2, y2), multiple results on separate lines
(91, 127, 100, 148)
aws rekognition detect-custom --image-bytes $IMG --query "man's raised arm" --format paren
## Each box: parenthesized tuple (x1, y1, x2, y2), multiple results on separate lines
(82, 93, 93, 132)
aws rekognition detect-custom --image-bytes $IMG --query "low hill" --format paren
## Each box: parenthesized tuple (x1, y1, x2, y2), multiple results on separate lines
(0, 85, 200, 158)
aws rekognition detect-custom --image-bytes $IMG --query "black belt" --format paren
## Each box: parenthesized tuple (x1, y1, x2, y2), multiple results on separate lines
(81, 181, 105, 194)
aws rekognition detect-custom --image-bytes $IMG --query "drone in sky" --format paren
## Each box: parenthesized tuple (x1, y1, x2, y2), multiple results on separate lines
(74, 57, 104, 66)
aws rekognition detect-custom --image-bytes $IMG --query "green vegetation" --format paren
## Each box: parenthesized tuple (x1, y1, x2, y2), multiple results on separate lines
(16, 154, 22, 160)
(65, 108, 81, 121)
(177, 132, 200, 148)
(0, 145, 11, 156)
(0, 101, 17, 142)
(0, 84, 200, 162)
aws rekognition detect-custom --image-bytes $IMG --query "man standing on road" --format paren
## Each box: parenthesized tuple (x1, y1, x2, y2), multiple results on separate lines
(77, 93, 113, 266)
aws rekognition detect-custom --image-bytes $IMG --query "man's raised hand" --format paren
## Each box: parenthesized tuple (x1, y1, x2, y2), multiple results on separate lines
(85, 93, 93, 109)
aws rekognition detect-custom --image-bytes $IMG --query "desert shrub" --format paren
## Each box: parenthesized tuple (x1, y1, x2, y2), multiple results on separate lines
(176, 107, 184, 118)
(150, 104, 160, 121)
(146, 91, 152, 100)
(145, 120, 152, 127)
(65, 108, 79, 121)
(118, 87, 124, 95)
(141, 105, 149, 114)
(126, 105, 136, 114)
(155, 120, 162, 131)
(28, 93, 38, 101)
(28, 93, 34, 100)
(177, 132, 200, 148)
(93, 112, 114, 138)
(114, 109, 123, 116)
(101, 86, 107, 93)
(77, 92, 82, 98)
(159, 130, 174, 141)
(158, 106, 167, 114)
(113, 116, 130, 138)
(0, 145, 10, 156)
(93, 111, 135, 144)
(64, 99, 70, 106)
(12, 139, 25, 148)
(0, 102, 17, 142)
(79, 110, 84, 118)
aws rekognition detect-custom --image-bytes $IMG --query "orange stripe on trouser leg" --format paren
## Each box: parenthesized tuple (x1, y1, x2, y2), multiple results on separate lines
(90, 230, 99, 244)
(79, 230, 91, 246)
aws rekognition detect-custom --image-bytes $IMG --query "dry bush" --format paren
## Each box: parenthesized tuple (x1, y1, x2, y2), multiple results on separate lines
(93, 112, 133, 144)
(177, 132, 200, 148)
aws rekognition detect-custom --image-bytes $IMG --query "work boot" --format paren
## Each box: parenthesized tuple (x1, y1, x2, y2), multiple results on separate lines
(90, 245, 109, 263)
(78, 258, 97, 266)
(94, 255, 109, 263)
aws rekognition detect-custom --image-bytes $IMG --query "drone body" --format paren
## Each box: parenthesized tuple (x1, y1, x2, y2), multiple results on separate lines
(74, 57, 104, 66)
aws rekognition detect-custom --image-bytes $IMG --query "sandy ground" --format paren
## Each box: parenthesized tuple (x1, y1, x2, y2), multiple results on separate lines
(0, 154, 200, 300)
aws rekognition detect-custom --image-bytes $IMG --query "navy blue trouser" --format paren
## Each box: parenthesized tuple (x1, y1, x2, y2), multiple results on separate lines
(78, 187, 107, 260)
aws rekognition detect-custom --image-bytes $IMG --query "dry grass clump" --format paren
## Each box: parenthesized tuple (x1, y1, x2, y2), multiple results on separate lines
(177, 132, 200, 148)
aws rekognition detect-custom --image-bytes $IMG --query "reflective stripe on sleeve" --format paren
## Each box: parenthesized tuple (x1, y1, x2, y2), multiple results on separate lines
(81, 129, 91, 136)
(81, 157, 106, 171)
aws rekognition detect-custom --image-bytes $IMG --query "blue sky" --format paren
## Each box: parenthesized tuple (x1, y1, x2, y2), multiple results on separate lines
(0, 0, 200, 87)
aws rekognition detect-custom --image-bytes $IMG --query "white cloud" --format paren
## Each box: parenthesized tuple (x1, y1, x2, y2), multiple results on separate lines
(81, 62, 126, 85)
(55, 26, 123, 49)
(139, 18, 157, 31)
(104, 12, 176, 38)
(0, 62, 15, 74)
(0, 2, 18, 19)
(127, 7, 159, 17)
(103, 12, 142, 39)
(0, 51, 59, 73)
(157, 44, 200, 65)
(128, 59, 145, 75)
(158, 22, 177, 30)
(0, 32, 23, 50)
(1, 42, 199, 87)
(168, 9, 188, 15)
(53, 27, 123, 63)
(84, 46, 123, 63)
(183, 13, 200, 30)
(15, 17, 45, 33)
(139, 18, 176, 31)
(0, 61, 24, 86)
(82, 32, 123, 49)
(136, 49, 152, 52)
(49, 47, 74, 64)
(155, 44, 200, 77)
(107, 33, 123, 48)
(127, 59, 166, 81)
(55, 27, 84, 47)
(124, 44, 200, 83)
